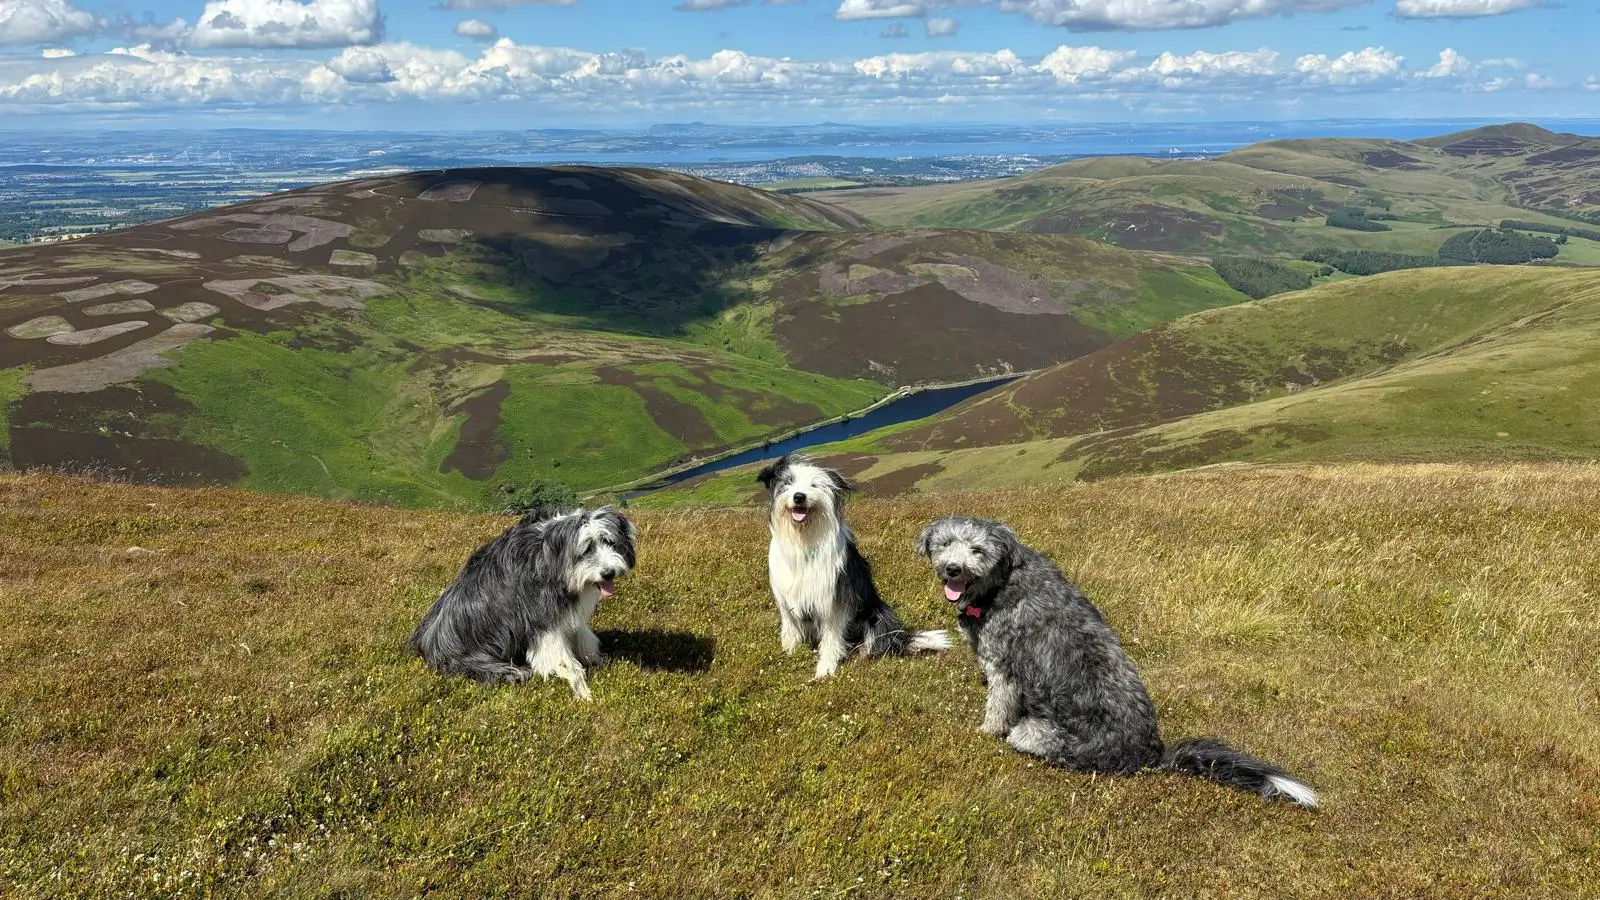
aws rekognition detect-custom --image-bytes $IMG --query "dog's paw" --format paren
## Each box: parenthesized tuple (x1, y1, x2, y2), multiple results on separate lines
(979, 720, 1011, 738)
(569, 679, 594, 702)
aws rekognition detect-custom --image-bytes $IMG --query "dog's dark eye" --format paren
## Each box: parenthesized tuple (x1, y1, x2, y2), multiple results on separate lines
(972, 548, 985, 558)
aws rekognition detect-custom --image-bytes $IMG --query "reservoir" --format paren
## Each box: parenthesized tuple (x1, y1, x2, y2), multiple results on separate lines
(625, 375, 1018, 497)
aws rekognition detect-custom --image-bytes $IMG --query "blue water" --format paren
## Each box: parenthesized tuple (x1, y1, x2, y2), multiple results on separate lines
(626, 376, 1017, 497)
(464, 119, 1600, 166)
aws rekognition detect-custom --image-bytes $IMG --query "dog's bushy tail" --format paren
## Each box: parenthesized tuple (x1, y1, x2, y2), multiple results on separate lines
(1161, 738, 1319, 809)
(860, 605, 951, 657)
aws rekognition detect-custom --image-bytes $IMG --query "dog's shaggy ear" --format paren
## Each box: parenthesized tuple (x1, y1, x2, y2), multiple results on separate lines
(536, 512, 582, 565)
(756, 455, 788, 491)
(825, 467, 855, 496)
(914, 521, 939, 559)
(989, 521, 1022, 563)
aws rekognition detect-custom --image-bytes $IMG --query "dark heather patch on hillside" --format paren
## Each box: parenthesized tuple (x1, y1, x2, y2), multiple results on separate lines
(860, 461, 943, 497)
(800, 452, 872, 483)
(884, 326, 1247, 449)
(8, 429, 247, 485)
(1256, 203, 1307, 221)
(595, 366, 719, 448)
(1360, 149, 1426, 170)
(1277, 189, 1344, 214)
(810, 451, 937, 497)
(441, 381, 512, 480)
(1524, 145, 1600, 166)
(776, 280, 1109, 383)
(8, 384, 245, 483)
(1022, 204, 1225, 252)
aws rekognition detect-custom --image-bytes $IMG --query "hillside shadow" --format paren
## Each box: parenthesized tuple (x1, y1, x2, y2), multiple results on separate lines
(597, 628, 715, 674)
(461, 226, 778, 337)
(414, 168, 802, 336)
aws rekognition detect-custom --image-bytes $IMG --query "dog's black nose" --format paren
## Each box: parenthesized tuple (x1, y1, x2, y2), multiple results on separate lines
(943, 563, 962, 578)
(792, 492, 807, 505)
(600, 569, 618, 580)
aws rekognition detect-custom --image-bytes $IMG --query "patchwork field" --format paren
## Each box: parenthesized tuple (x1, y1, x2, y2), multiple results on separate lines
(0, 167, 1244, 508)
(2, 465, 1595, 897)
(825, 124, 1600, 258)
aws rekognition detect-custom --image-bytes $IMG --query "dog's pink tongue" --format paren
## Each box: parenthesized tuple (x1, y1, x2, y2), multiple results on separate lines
(944, 582, 965, 602)
(599, 579, 616, 598)
(790, 510, 808, 523)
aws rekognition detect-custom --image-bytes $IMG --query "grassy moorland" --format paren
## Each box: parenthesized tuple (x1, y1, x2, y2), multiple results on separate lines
(2, 465, 1596, 898)
(638, 264, 1600, 505)
(0, 168, 1245, 508)
(824, 124, 1600, 261)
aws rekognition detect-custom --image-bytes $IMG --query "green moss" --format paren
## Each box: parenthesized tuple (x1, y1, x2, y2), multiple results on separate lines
(0, 367, 26, 458)
(1075, 266, 1247, 339)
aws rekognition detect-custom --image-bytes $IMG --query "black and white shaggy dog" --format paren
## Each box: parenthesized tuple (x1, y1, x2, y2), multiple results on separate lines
(757, 454, 950, 680)
(915, 516, 1319, 808)
(407, 505, 637, 700)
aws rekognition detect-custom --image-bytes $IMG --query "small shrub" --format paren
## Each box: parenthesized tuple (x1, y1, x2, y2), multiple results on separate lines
(499, 477, 578, 514)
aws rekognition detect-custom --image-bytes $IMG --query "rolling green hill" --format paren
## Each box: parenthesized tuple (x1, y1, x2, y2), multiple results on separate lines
(0, 167, 1244, 508)
(823, 124, 1600, 260)
(639, 265, 1600, 505)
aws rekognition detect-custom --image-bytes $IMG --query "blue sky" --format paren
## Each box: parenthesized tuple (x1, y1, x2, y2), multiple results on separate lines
(0, 0, 1595, 127)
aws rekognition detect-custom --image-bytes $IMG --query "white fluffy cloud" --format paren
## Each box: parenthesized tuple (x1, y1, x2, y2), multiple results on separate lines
(1293, 46, 1402, 85)
(836, 0, 928, 19)
(1038, 44, 1134, 81)
(1119, 48, 1279, 86)
(1000, 0, 1365, 30)
(925, 15, 958, 34)
(0, 0, 98, 46)
(0, 38, 1576, 115)
(454, 18, 498, 40)
(433, 0, 574, 8)
(1394, 0, 1544, 18)
(190, 0, 384, 49)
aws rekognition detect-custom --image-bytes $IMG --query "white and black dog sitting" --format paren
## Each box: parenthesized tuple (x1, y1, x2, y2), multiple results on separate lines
(757, 454, 949, 680)
(407, 505, 636, 700)
(915, 516, 1319, 808)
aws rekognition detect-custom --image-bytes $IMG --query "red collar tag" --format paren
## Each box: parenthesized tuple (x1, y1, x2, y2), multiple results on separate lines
(963, 605, 982, 618)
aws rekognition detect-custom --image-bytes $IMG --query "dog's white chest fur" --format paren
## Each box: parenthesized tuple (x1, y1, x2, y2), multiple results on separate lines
(768, 524, 846, 619)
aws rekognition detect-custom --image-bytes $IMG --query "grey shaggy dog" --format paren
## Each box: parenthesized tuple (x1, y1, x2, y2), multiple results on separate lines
(915, 516, 1319, 808)
(407, 505, 637, 699)
(758, 454, 950, 680)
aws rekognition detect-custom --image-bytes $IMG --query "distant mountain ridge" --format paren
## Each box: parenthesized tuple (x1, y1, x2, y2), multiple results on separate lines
(825, 122, 1600, 256)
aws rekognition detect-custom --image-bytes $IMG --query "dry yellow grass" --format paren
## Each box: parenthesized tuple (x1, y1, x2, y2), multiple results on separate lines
(2, 463, 1597, 898)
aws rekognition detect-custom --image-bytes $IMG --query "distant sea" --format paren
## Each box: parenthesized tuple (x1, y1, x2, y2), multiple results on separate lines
(457, 119, 1600, 166)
